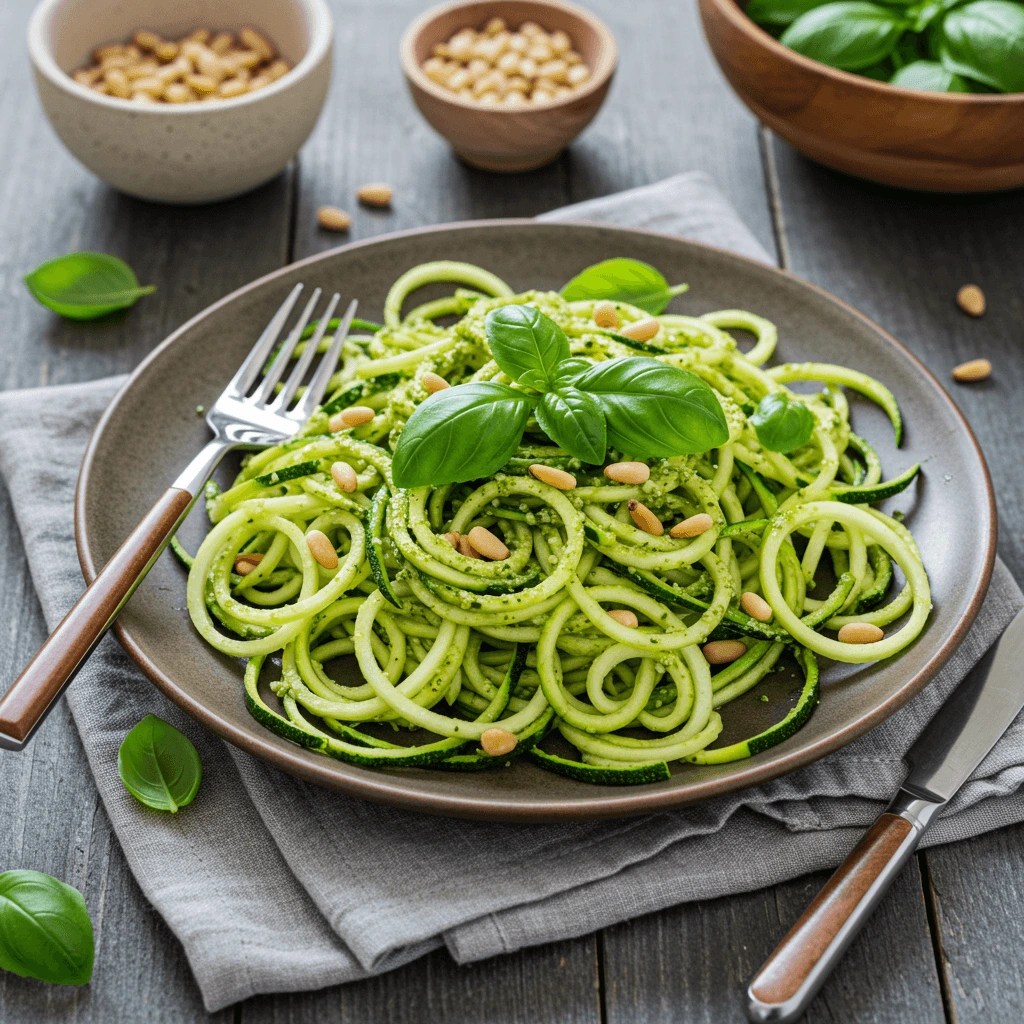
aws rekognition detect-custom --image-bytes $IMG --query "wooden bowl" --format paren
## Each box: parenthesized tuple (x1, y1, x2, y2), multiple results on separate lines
(400, 0, 616, 172)
(698, 0, 1024, 192)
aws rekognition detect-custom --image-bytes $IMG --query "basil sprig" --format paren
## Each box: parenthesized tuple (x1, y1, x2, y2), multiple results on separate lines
(24, 252, 155, 320)
(118, 714, 203, 813)
(748, 0, 1024, 93)
(750, 393, 816, 453)
(560, 258, 688, 315)
(391, 304, 728, 488)
(0, 870, 94, 986)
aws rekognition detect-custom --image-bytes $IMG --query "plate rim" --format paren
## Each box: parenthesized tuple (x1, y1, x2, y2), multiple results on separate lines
(74, 218, 997, 821)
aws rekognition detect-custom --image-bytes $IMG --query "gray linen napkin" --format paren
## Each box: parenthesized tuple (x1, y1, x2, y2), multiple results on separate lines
(2, 172, 1023, 1011)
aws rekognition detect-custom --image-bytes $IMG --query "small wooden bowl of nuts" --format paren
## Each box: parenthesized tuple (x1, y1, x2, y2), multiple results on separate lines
(28, 0, 333, 204)
(400, 0, 616, 172)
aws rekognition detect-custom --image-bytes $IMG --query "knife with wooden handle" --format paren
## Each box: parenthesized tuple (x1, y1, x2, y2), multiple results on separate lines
(747, 605, 1024, 1023)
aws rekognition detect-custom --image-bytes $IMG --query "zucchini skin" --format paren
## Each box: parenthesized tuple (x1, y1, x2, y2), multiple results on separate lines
(830, 463, 920, 505)
(368, 489, 402, 609)
(528, 747, 671, 785)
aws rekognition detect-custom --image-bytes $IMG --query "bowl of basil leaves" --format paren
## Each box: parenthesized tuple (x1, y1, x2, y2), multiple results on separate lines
(698, 0, 1024, 191)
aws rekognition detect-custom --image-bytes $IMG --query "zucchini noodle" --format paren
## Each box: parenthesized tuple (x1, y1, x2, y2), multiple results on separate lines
(181, 261, 930, 785)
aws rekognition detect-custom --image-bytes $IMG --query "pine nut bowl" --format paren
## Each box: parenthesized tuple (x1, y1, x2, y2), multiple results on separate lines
(27, 0, 333, 204)
(400, 0, 617, 172)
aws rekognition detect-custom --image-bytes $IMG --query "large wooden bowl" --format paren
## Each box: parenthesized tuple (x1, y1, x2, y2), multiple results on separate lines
(698, 0, 1024, 192)
(400, 0, 616, 172)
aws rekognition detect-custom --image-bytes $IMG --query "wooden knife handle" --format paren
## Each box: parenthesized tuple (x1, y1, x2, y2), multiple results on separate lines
(0, 487, 194, 750)
(747, 812, 921, 1023)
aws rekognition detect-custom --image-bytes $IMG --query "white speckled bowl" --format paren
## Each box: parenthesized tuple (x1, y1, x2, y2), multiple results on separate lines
(27, 0, 333, 204)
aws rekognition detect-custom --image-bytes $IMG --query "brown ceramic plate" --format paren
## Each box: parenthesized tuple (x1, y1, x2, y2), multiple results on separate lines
(75, 221, 995, 821)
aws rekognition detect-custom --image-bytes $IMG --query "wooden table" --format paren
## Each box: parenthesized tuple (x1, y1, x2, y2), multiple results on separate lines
(2, 0, 1023, 1020)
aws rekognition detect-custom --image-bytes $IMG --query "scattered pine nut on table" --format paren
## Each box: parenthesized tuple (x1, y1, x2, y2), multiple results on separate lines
(318, 207, 351, 232)
(952, 358, 992, 383)
(357, 184, 393, 207)
(956, 284, 986, 317)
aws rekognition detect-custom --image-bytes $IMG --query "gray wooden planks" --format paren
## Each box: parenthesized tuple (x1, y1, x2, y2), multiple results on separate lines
(602, 859, 945, 1024)
(238, 940, 600, 1024)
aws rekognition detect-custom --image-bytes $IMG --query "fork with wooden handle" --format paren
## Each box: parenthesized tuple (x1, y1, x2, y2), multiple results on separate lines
(0, 286, 357, 751)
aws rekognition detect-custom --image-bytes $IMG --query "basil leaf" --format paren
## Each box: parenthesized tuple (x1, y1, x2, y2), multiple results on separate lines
(560, 258, 688, 315)
(392, 382, 532, 487)
(24, 252, 155, 321)
(937, 1, 1024, 93)
(747, 0, 838, 27)
(750, 393, 816, 453)
(535, 388, 607, 464)
(572, 357, 728, 458)
(781, 2, 907, 69)
(484, 305, 569, 389)
(890, 58, 971, 88)
(907, 0, 964, 32)
(0, 871, 93, 986)
(118, 714, 202, 813)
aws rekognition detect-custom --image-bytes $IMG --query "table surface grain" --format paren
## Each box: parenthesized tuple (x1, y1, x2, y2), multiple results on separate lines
(2, 0, 1023, 1021)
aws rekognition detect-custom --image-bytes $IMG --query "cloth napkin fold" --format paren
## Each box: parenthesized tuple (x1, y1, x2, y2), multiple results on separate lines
(2, 172, 1023, 1012)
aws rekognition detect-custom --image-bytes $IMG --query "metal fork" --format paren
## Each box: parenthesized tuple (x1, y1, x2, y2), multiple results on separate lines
(0, 285, 357, 751)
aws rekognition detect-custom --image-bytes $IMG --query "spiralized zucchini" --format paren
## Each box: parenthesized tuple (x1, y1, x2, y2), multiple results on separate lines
(181, 261, 930, 785)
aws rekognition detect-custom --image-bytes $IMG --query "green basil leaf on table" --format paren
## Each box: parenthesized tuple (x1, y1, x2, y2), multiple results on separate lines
(560, 258, 688, 315)
(937, 1, 1024, 93)
(24, 252, 155, 320)
(890, 58, 971, 88)
(570, 357, 729, 458)
(118, 714, 202, 813)
(746, 0, 838, 28)
(392, 382, 533, 487)
(781, 2, 908, 70)
(484, 304, 569, 389)
(535, 388, 607, 464)
(0, 870, 94, 986)
(750, 393, 816, 453)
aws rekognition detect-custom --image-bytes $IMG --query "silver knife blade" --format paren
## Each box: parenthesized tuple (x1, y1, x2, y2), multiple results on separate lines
(902, 606, 1024, 804)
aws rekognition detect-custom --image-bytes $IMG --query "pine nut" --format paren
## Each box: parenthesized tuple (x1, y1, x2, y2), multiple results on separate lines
(331, 461, 358, 493)
(329, 406, 375, 431)
(74, 67, 103, 86)
(132, 76, 165, 97)
(626, 499, 663, 536)
(607, 609, 639, 628)
(593, 301, 620, 329)
(186, 73, 218, 95)
(529, 464, 577, 490)
(358, 184, 393, 208)
(956, 284, 985, 317)
(566, 64, 591, 86)
(703, 640, 748, 665)
(186, 29, 211, 45)
(106, 68, 134, 98)
(837, 622, 884, 644)
(480, 727, 517, 756)
(218, 77, 249, 98)
(306, 529, 339, 570)
(459, 534, 481, 559)
(240, 27, 274, 61)
(741, 592, 773, 622)
(443, 531, 460, 549)
(485, 17, 507, 35)
(670, 513, 714, 539)
(163, 82, 193, 103)
(604, 461, 650, 485)
(952, 358, 991, 383)
(210, 32, 234, 55)
(134, 30, 163, 52)
(234, 553, 264, 575)
(248, 74, 272, 91)
(155, 41, 179, 61)
(468, 526, 510, 561)
(422, 371, 450, 394)
(619, 318, 660, 342)
(267, 60, 290, 81)
(318, 206, 351, 232)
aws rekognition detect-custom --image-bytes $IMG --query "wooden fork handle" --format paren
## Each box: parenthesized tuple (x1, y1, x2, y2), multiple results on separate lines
(0, 487, 195, 751)
(746, 811, 923, 1022)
